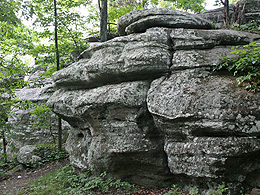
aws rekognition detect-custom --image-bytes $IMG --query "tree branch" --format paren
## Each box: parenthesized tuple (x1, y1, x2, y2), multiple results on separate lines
(60, 19, 80, 54)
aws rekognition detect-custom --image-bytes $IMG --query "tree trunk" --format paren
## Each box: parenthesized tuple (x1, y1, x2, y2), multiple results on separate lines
(54, 0, 59, 71)
(225, 0, 230, 26)
(1, 130, 7, 163)
(99, 0, 107, 42)
(54, 0, 62, 151)
(221, 0, 230, 26)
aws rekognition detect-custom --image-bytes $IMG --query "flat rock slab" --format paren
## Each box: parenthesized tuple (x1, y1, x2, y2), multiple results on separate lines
(117, 8, 212, 35)
(170, 28, 260, 49)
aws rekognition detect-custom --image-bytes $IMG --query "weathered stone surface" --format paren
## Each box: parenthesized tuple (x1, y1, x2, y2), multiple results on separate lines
(48, 81, 150, 127)
(48, 81, 172, 186)
(53, 27, 259, 90)
(240, 0, 260, 23)
(171, 46, 235, 70)
(47, 8, 260, 193)
(170, 28, 260, 50)
(147, 69, 260, 136)
(53, 28, 170, 90)
(65, 126, 90, 171)
(117, 8, 212, 35)
(165, 137, 260, 177)
(147, 69, 260, 191)
(17, 145, 41, 166)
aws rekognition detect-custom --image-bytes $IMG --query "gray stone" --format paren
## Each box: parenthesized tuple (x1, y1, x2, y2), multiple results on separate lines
(170, 28, 260, 50)
(47, 9, 260, 193)
(48, 81, 151, 127)
(198, 6, 235, 29)
(17, 145, 41, 166)
(238, 0, 260, 23)
(147, 69, 260, 137)
(147, 68, 260, 191)
(53, 28, 170, 90)
(52, 27, 260, 90)
(165, 137, 260, 178)
(171, 46, 235, 70)
(117, 8, 212, 35)
(48, 81, 172, 186)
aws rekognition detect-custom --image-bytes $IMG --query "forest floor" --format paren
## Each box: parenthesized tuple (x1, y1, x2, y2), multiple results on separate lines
(0, 158, 171, 195)
(0, 159, 259, 195)
(0, 159, 69, 195)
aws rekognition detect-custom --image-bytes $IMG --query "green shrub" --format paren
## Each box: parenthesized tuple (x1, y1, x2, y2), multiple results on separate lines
(0, 154, 19, 180)
(215, 40, 260, 92)
(27, 164, 136, 194)
(164, 184, 182, 195)
(164, 184, 228, 195)
(231, 20, 260, 32)
(28, 143, 68, 168)
(208, 184, 228, 195)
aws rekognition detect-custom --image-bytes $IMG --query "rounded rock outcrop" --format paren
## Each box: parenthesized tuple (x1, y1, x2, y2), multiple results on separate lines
(117, 8, 212, 35)
(17, 145, 41, 166)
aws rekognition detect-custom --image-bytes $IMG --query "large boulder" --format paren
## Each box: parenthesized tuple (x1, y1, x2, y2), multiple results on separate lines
(169, 28, 259, 50)
(47, 8, 260, 193)
(117, 8, 212, 35)
(17, 145, 41, 166)
(147, 69, 260, 192)
(48, 81, 173, 186)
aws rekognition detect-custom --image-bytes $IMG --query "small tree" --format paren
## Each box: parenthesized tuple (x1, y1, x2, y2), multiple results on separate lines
(0, 102, 9, 162)
(1, 1, 35, 161)
(53, 0, 63, 151)
(30, 104, 58, 144)
(215, 0, 230, 26)
(27, 0, 91, 150)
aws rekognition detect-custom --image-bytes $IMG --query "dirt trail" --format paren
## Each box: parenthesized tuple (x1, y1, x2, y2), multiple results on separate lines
(0, 159, 68, 195)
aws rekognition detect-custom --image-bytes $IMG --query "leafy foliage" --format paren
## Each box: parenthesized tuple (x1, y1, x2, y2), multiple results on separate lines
(215, 40, 260, 92)
(26, 164, 136, 194)
(108, 4, 142, 32)
(0, 0, 22, 25)
(171, 0, 205, 13)
(26, 0, 91, 78)
(164, 184, 228, 195)
(164, 184, 182, 195)
(0, 155, 19, 180)
(0, 21, 34, 95)
(30, 104, 58, 143)
(1, 5, 36, 159)
(231, 20, 260, 33)
(208, 184, 228, 195)
(31, 144, 68, 167)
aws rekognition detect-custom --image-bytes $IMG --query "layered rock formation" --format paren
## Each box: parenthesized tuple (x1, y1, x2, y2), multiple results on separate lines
(9, 70, 69, 151)
(47, 8, 260, 193)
